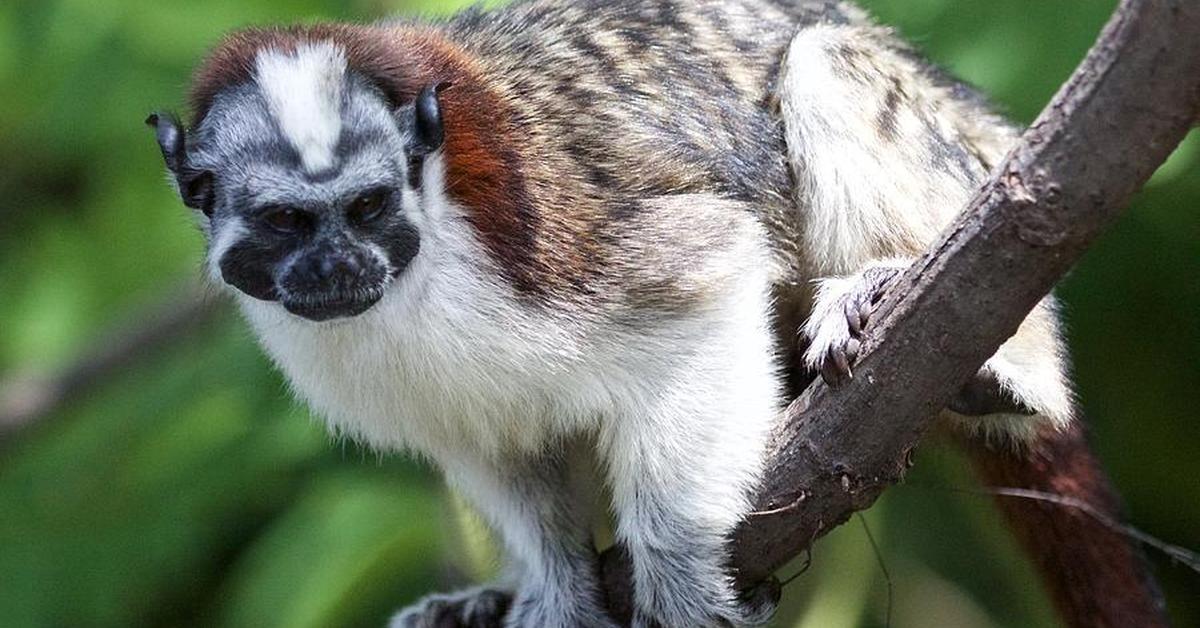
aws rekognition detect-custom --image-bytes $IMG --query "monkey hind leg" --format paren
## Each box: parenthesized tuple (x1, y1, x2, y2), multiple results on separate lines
(948, 297, 1075, 441)
(801, 259, 1074, 441)
(778, 22, 1072, 441)
(390, 586, 512, 628)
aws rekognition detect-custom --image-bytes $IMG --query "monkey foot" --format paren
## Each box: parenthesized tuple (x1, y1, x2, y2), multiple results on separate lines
(390, 587, 512, 628)
(802, 263, 904, 386)
(802, 263, 1038, 418)
(947, 368, 1035, 417)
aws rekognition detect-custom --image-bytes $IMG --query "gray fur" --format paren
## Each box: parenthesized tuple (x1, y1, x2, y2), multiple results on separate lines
(156, 1, 1075, 626)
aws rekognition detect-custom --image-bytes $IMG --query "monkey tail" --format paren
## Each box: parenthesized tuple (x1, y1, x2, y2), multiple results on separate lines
(956, 419, 1169, 628)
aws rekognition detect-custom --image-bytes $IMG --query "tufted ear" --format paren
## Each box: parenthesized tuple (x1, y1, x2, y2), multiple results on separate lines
(409, 83, 446, 157)
(146, 112, 215, 216)
(399, 83, 449, 190)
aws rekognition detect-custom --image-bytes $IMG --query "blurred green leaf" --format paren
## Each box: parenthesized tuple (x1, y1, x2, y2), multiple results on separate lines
(212, 473, 444, 628)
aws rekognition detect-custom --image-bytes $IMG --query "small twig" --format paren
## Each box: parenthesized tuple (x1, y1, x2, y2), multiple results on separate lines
(776, 548, 812, 589)
(857, 513, 893, 628)
(909, 482, 1200, 576)
(747, 492, 808, 517)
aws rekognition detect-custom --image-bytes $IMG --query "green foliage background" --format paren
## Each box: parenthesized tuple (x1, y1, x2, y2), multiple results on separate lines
(0, 1, 1196, 626)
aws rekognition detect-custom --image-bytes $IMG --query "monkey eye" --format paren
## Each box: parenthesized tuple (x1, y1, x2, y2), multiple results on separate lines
(347, 189, 390, 225)
(262, 206, 310, 234)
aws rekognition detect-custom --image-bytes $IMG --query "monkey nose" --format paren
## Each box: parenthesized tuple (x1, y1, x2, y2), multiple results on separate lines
(305, 252, 361, 284)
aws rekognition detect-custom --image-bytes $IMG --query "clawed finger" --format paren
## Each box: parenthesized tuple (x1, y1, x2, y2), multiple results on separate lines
(844, 299, 864, 336)
(821, 345, 853, 386)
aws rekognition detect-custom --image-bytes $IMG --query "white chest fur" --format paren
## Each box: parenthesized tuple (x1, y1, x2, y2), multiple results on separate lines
(238, 260, 604, 459)
(222, 166, 779, 465)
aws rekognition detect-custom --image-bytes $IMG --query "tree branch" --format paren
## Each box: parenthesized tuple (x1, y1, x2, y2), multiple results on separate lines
(0, 282, 226, 442)
(600, 0, 1200, 622)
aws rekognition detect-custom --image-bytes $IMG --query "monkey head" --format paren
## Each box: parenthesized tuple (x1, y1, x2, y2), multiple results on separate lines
(148, 43, 444, 322)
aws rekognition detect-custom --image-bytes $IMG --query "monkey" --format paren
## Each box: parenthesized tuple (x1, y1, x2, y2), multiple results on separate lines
(147, 1, 1074, 626)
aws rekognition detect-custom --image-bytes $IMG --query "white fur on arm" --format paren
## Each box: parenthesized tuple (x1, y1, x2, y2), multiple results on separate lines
(778, 25, 984, 276)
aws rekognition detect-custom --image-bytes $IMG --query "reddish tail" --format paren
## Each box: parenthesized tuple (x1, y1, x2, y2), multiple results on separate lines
(960, 422, 1168, 627)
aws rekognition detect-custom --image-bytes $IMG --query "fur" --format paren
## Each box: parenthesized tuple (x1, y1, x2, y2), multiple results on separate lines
(155, 1, 1078, 626)
(254, 42, 348, 174)
(780, 22, 1073, 432)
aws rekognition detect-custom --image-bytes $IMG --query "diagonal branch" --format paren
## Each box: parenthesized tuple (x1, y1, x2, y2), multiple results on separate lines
(601, 0, 1200, 622)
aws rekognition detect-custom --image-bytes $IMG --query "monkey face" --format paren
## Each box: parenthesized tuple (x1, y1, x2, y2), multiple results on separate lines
(206, 177, 420, 322)
(149, 46, 444, 322)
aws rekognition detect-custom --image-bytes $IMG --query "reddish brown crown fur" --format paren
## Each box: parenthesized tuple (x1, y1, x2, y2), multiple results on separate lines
(190, 24, 557, 294)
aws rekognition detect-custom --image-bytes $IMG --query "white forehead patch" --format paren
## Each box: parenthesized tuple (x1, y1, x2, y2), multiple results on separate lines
(254, 42, 347, 174)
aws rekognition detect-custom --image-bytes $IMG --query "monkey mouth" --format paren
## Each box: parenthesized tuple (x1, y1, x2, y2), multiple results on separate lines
(280, 290, 383, 322)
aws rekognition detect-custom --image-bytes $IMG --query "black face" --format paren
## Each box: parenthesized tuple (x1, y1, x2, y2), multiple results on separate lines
(218, 187, 421, 322)
(148, 82, 445, 323)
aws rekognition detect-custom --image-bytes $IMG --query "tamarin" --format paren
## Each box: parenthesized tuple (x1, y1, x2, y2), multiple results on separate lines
(148, 0, 1075, 625)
